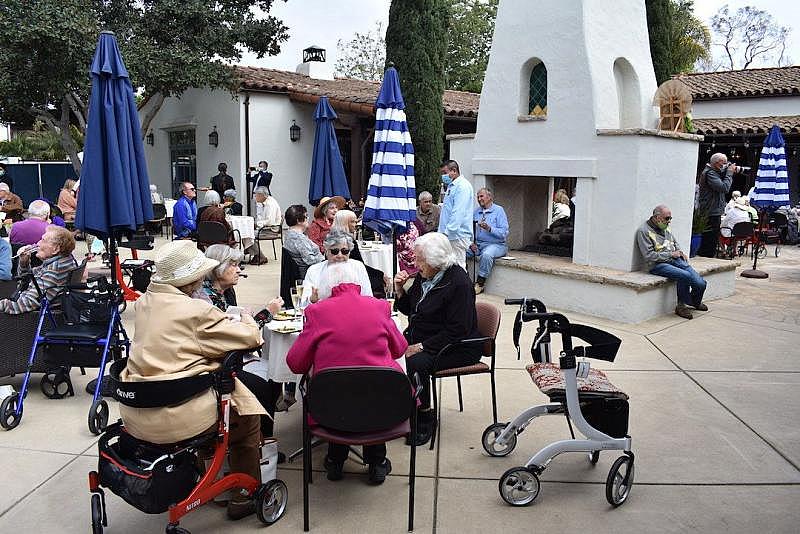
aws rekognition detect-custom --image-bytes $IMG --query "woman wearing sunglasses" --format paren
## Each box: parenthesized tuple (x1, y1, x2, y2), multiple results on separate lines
(301, 230, 372, 306)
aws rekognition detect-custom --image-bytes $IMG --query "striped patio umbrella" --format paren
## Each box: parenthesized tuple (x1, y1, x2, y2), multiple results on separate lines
(751, 125, 790, 209)
(362, 66, 416, 238)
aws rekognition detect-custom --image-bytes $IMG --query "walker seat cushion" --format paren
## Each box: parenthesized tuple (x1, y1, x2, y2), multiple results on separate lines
(526, 363, 629, 400)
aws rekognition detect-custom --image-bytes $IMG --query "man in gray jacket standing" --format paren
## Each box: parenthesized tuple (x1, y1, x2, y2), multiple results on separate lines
(697, 153, 737, 257)
(637, 205, 707, 319)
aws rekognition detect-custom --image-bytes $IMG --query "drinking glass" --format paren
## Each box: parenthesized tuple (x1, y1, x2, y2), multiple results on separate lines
(385, 288, 395, 313)
(290, 288, 301, 317)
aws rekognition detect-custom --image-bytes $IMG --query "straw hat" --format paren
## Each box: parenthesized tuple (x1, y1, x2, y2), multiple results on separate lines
(314, 196, 346, 219)
(151, 240, 219, 287)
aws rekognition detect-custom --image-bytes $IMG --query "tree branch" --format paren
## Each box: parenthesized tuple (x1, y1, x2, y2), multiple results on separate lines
(139, 92, 165, 140)
(66, 92, 87, 131)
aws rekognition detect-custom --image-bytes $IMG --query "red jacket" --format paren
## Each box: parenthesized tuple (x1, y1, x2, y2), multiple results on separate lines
(287, 283, 407, 377)
(306, 217, 331, 253)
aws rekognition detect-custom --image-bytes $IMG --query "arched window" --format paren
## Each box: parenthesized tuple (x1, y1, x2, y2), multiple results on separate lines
(528, 63, 547, 117)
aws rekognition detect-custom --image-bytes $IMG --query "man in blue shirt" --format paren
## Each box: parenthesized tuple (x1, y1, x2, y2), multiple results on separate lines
(437, 160, 474, 269)
(0, 238, 11, 280)
(173, 182, 198, 239)
(467, 188, 509, 294)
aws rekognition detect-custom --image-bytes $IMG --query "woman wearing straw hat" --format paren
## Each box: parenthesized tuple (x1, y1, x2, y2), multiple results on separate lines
(118, 240, 266, 520)
(307, 195, 345, 253)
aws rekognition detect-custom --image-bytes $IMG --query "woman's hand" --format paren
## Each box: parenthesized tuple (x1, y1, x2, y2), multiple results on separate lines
(309, 287, 319, 304)
(404, 343, 424, 358)
(393, 270, 410, 296)
(267, 297, 283, 314)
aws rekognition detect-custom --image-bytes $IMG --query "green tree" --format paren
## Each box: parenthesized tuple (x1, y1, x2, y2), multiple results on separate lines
(710, 4, 791, 70)
(0, 123, 84, 161)
(445, 0, 498, 93)
(335, 21, 386, 81)
(0, 0, 288, 173)
(385, 0, 449, 198)
(646, 0, 711, 84)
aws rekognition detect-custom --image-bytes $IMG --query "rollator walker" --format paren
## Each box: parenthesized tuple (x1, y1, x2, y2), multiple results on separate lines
(482, 298, 634, 507)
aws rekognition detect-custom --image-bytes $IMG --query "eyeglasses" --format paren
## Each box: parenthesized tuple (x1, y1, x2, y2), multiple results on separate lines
(186, 187, 195, 191)
(664, 216, 672, 221)
(328, 248, 350, 256)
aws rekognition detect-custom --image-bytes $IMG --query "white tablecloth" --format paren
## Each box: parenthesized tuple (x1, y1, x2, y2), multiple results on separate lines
(248, 315, 406, 383)
(227, 215, 255, 250)
(358, 242, 395, 275)
(164, 198, 177, 218)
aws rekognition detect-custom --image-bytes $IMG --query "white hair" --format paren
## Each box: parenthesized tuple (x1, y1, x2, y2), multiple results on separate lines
(149, 184, 157, 192)
(332, 209, 357, 234)
(202, 190, 220, 206)
(253, 186, 269, 197)
(418, 191, 433, 201)
(731, 190, 741, 199)
(28, 199, 51, 219)
(317, 261, 363, 301)
(323, 229, 354, 250)
(414, 232, 456, 270)
(0, 183, 9, 191)
(205, 244, 243, 279)
(710, 153, 727, 165)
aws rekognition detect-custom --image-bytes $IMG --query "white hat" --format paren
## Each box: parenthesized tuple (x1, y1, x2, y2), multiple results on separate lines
(151, 240, 219, 287)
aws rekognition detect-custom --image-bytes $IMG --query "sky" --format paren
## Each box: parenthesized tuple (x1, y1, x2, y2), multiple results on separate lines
(241, 0, 799, 72)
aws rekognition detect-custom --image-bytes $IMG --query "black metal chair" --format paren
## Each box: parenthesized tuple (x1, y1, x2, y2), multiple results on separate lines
(279, 247, 302, 309)
(429, 301, 501, 450)
(146, 203, 167, 237)
(254, 217, 284, 261)
(196, 221, 236, 251)
(757, 212, 788, 258)
(299, 367, 420, 532)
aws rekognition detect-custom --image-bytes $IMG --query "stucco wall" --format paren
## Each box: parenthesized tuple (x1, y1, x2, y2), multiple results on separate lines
(692, 96, 800, 119)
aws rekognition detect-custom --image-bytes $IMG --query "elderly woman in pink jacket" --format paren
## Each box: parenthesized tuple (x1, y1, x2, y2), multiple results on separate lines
(287, 261, 407, 485)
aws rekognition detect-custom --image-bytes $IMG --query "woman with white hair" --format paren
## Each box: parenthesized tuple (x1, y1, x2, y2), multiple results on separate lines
(287, 261, 407, 484)
(393, 232, 481, 446)
(724, 190, 742, 216)
(302, 229, 372, 305)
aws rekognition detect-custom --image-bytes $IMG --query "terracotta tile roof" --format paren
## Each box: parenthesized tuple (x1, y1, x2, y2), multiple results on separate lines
(693, 115, 800, 135)
(674, 66, 800, 100)
(234, 66, 479, 118)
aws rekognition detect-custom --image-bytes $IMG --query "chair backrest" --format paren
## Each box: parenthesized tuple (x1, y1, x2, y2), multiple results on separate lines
(307, 366, 414, 433)
(69, 258, 89, 284)
(731, 221, 755, 238)
(769, 212, 788, 228)
(197, 221, 229, 245)
(279, 248, 302, 308)
(151, 203, 167, 220)
(475, 301, 501, 357)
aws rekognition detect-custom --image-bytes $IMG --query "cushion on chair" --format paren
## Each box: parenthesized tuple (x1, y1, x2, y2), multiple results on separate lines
(44, 324, 108, 341)
(311, 420, 411, 446)
(434, 361, 490, 377)
(526, 362, 628, 400)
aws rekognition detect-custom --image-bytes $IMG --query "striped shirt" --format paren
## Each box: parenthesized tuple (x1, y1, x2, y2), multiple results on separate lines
(0, 254, 77, 314)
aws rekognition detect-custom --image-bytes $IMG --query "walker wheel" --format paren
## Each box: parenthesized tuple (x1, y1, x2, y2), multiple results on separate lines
(41, 371, 71, 399)
(499, 466, 540, 506)
(88, 399, 109, 435)
(589, 451, 600, 465)
(256, 479, 288, 524)
(775, 244, 781, 257)
(482, 422, 517, 457)
(606, 455, 634, 507)
(1, 393, 22, 430)
(91, 493, 104, 534)
(165, 524, 190, 534)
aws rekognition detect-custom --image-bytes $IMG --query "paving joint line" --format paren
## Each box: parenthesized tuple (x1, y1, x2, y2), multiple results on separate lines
(434, 475, 800, 486)
(644, 335, 800, 473)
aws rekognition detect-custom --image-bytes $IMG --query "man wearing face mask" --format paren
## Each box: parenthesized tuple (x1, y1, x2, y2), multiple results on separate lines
(636, 205, 707, 320)
(437, 160, 474, 269)
(248, 160, 273, 196)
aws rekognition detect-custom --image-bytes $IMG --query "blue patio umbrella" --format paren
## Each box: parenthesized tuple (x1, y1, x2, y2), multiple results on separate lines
(362, 66, 416, 239)
(741, 124, 788, 278)
(308, 96, 351, 205)
(75, 31, 153, 240)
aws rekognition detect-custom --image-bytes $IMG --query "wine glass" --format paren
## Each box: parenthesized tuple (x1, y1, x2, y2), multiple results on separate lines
(290, 288, 301, 318)
(385, 288, 395, 313)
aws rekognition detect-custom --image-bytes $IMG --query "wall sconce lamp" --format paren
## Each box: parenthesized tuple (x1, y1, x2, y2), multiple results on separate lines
(208, 125, 219, 148)
(290, 120, 301, 142)
(146, 131, 154, 146)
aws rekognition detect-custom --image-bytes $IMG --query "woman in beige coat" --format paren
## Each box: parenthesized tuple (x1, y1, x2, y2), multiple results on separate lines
(119, 240, 265, 520)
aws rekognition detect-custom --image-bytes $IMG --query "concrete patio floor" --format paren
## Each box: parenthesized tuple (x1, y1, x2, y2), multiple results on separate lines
(1, 237, 798, 533)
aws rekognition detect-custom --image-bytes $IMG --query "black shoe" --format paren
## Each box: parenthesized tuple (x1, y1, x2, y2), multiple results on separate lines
(405, 417, 434, 447)
(368, 458, 392, 485)
(324, 455, 344, 481)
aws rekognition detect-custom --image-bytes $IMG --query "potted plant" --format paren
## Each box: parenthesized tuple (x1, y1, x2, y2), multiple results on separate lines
(690, 209, 708, 257)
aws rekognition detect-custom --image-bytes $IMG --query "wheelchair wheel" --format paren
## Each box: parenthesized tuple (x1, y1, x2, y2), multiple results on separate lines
(165, 524, 191, 534)
(756, 243, 767, 259)
(482, 422, 517, 457)
(88, 399, 109, 435)
(605, 455, 634, 507)
(1, 393, 22, 430)
(775, 243, 781, 257)
(40, 371, 71, 399)
(256, 479, 288, 525)
(499, 466, 540, 506)
(91, 493, 103, 534)
(589, 451, 600, 465)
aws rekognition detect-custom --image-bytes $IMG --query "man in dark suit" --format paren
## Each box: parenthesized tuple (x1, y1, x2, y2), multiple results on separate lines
(248, 160, 273, 195)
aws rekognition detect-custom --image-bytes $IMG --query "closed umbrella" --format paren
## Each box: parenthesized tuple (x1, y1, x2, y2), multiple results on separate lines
(75, 31, 153, 254)
(362, 66, 416, 276)
(308, 96, 350, 205)
(741, 124, 788, 279)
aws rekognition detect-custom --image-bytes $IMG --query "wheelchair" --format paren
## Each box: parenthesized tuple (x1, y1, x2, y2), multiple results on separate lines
(0, 271, 129, 435)
(482, 298, 634, 507)
(89, 352, 288, 534)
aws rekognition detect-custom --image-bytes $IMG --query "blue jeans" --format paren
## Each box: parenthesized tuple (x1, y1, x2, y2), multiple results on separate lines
(466, 242, 508, 279)
(649, 258, 707, 306)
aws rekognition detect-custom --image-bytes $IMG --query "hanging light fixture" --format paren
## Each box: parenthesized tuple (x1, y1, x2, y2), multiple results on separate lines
(208, 125, 219, 148)
(146, 131, 154, 146)
(289, 120, 301, 142)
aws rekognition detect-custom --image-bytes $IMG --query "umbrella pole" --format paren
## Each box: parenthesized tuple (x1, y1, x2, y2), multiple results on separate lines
(741, 208, 769, 279)
(391, 228, 397, 280)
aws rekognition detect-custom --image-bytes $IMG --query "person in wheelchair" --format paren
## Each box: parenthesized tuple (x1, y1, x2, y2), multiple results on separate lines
(287, 261, 408, 484)
(118, 240, 266, 520)
(0, 226, 77, 314)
